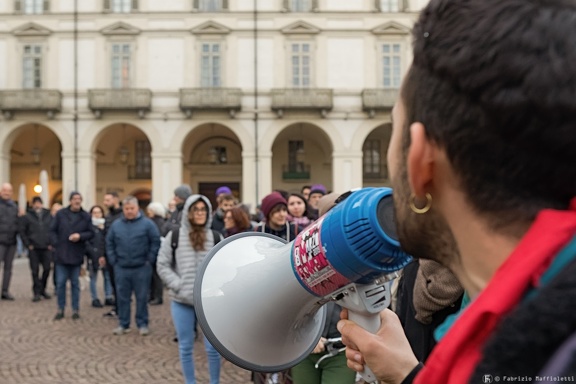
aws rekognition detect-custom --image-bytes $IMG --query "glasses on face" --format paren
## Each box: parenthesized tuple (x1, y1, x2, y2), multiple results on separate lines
(192, 207, 208, 213)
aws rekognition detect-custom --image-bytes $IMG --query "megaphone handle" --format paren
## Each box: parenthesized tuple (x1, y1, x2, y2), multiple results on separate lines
(348, 311, 380, 384)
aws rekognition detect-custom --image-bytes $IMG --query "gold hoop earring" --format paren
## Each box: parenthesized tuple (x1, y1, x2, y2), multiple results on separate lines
(409, 193, 432, 214)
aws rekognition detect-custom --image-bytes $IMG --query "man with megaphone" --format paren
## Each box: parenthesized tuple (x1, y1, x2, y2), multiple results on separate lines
(336, 0, 576, 383)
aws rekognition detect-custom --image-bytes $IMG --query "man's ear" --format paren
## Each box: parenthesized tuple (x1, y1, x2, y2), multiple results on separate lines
(407, 122, 435, 197)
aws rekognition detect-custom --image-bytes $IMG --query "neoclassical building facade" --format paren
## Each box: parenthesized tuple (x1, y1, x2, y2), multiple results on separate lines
(0, 0, 425, 210)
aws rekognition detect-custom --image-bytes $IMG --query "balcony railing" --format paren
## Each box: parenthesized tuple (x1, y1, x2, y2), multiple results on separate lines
(362, 88, 399, 117)
(179, 88, 242, 118)
(0, 89, 62, 119)
(271, 88, 333, 118)
(282, 164, 311, 180)
(88, 89, 152, 118)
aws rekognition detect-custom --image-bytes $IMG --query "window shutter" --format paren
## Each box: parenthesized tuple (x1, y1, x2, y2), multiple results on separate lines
(193, 0, 199, 10)
(222, 0, 228, 10)
(43, 0, 49, 11)
(375, 0, 381, 11)
(103, 0, 111, 12)
(283, 0, 289, 11)
(14, 0, 21, 12)
(132, 0, 138, 10)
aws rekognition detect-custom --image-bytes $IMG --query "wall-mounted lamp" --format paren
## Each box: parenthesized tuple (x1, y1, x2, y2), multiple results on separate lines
(208, 147, 218, 165)
(119, 124, 129, 164)
(31, 125, 41, 164)
(31, 147, 41, 164)
(119, 146, 129, 164)
(33, 183, 42, 194)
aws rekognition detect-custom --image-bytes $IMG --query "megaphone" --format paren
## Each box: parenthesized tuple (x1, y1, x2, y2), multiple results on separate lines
(194, 187, 412, 381)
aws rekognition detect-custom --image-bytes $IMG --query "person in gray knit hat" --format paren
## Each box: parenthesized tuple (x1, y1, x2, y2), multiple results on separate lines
(161, 184, 192, 236)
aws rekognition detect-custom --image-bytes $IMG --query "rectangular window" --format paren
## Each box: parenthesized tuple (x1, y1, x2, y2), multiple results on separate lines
(199, 0, 222, 11)
(291, 0, 311, 12)
(23, 0, 43, 14)
(200, 43, 221, 88)
(288, 140, 305, 172)
(111, 43, 131, 89)
(134, 140, 151, 179)
(291, 43, 311, 88)
(363, 140, 381, 178)
(380, 0, 400, 12)
(112, 0, 131, 13)
(382, 44, 401, 89)
(22, 44, 42, 89)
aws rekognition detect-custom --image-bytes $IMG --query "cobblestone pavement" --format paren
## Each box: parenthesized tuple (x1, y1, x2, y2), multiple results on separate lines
(0, 258, 253, 384)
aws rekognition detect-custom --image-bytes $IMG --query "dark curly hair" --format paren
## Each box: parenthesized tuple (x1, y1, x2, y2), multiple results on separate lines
(402, 0, 576, 231)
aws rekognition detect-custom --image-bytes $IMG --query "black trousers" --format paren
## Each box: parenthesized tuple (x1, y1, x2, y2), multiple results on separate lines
(106, 261, 117, 311)
(149, 261, 163, 302)
(0, 244, 16, 294)
(29, 248, 51, 296)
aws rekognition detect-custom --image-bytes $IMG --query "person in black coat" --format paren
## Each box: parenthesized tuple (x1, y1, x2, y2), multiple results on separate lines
(19, 196, 53, 302)
(0, 183, 19, 300)
(50, 191, 93, 320)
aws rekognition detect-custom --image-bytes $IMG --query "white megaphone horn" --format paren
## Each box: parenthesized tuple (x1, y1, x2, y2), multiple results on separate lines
(194, 187, 412, 382)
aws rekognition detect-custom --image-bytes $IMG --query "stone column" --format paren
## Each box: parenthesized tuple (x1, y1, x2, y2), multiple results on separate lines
(151, 151, 183, 206)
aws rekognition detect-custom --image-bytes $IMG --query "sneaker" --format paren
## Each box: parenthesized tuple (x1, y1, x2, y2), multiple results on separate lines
(104, 298, 115, 306)
(92, 299, 103, 308)
(1, 293, 15, 301)
(148, 298, 163, 306)
(139, 327, 150, 336)
(32, 295, 42, 302)
(113, 326, 131, 335)
(54, 311, 64, 321)
(103, 310, 117, 318)
(40, 292, 52, 299)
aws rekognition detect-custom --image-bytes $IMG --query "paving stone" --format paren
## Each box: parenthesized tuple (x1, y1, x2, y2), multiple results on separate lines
(0, 259, 253, 384)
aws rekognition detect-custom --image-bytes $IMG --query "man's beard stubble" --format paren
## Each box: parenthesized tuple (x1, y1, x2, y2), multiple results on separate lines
(391, 157, 460, 268)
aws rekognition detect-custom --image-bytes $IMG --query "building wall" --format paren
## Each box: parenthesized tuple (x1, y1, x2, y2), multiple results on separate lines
(0, 0, 423, 209)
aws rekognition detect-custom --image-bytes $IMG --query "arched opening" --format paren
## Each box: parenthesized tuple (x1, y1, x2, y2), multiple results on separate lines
(94, 123, 152, 206)
(362, 122, 392, 187)
(271, 122, 334, 193)
(182, 123, 243, 208)
(10, 123, 63, 208)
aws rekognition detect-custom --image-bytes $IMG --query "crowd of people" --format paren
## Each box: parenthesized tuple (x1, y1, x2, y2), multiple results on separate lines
(0, 180, 353, 384)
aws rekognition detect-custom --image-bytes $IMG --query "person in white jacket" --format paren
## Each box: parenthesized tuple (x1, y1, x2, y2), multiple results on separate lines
(156, 194, 222, 384)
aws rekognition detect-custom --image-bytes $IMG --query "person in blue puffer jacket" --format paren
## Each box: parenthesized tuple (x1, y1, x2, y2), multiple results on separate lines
(106, 195, 160, 336)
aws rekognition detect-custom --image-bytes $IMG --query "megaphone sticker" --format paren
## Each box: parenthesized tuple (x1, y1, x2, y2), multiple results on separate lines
(292, 216, 351, 297)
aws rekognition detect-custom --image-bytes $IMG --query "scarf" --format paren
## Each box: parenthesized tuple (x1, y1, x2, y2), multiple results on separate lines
(415, 198, 576, 384)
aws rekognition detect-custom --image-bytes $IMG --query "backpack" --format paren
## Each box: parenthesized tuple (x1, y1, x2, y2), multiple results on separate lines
(170, 226, 222, 269)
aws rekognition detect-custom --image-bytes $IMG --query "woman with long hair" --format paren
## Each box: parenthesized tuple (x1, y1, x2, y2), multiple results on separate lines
(287, 193, 313, 228)
(156, 195, 222, 384)
(223, 205, 253, 238)
(255, 192, 299, 241)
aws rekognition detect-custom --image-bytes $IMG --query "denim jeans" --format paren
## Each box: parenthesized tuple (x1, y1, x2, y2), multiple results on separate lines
(55, 264, 81, 311)
(171, 301, 221, 384)
(89, 267, 113, 301)
(114, 264, 151, 329)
